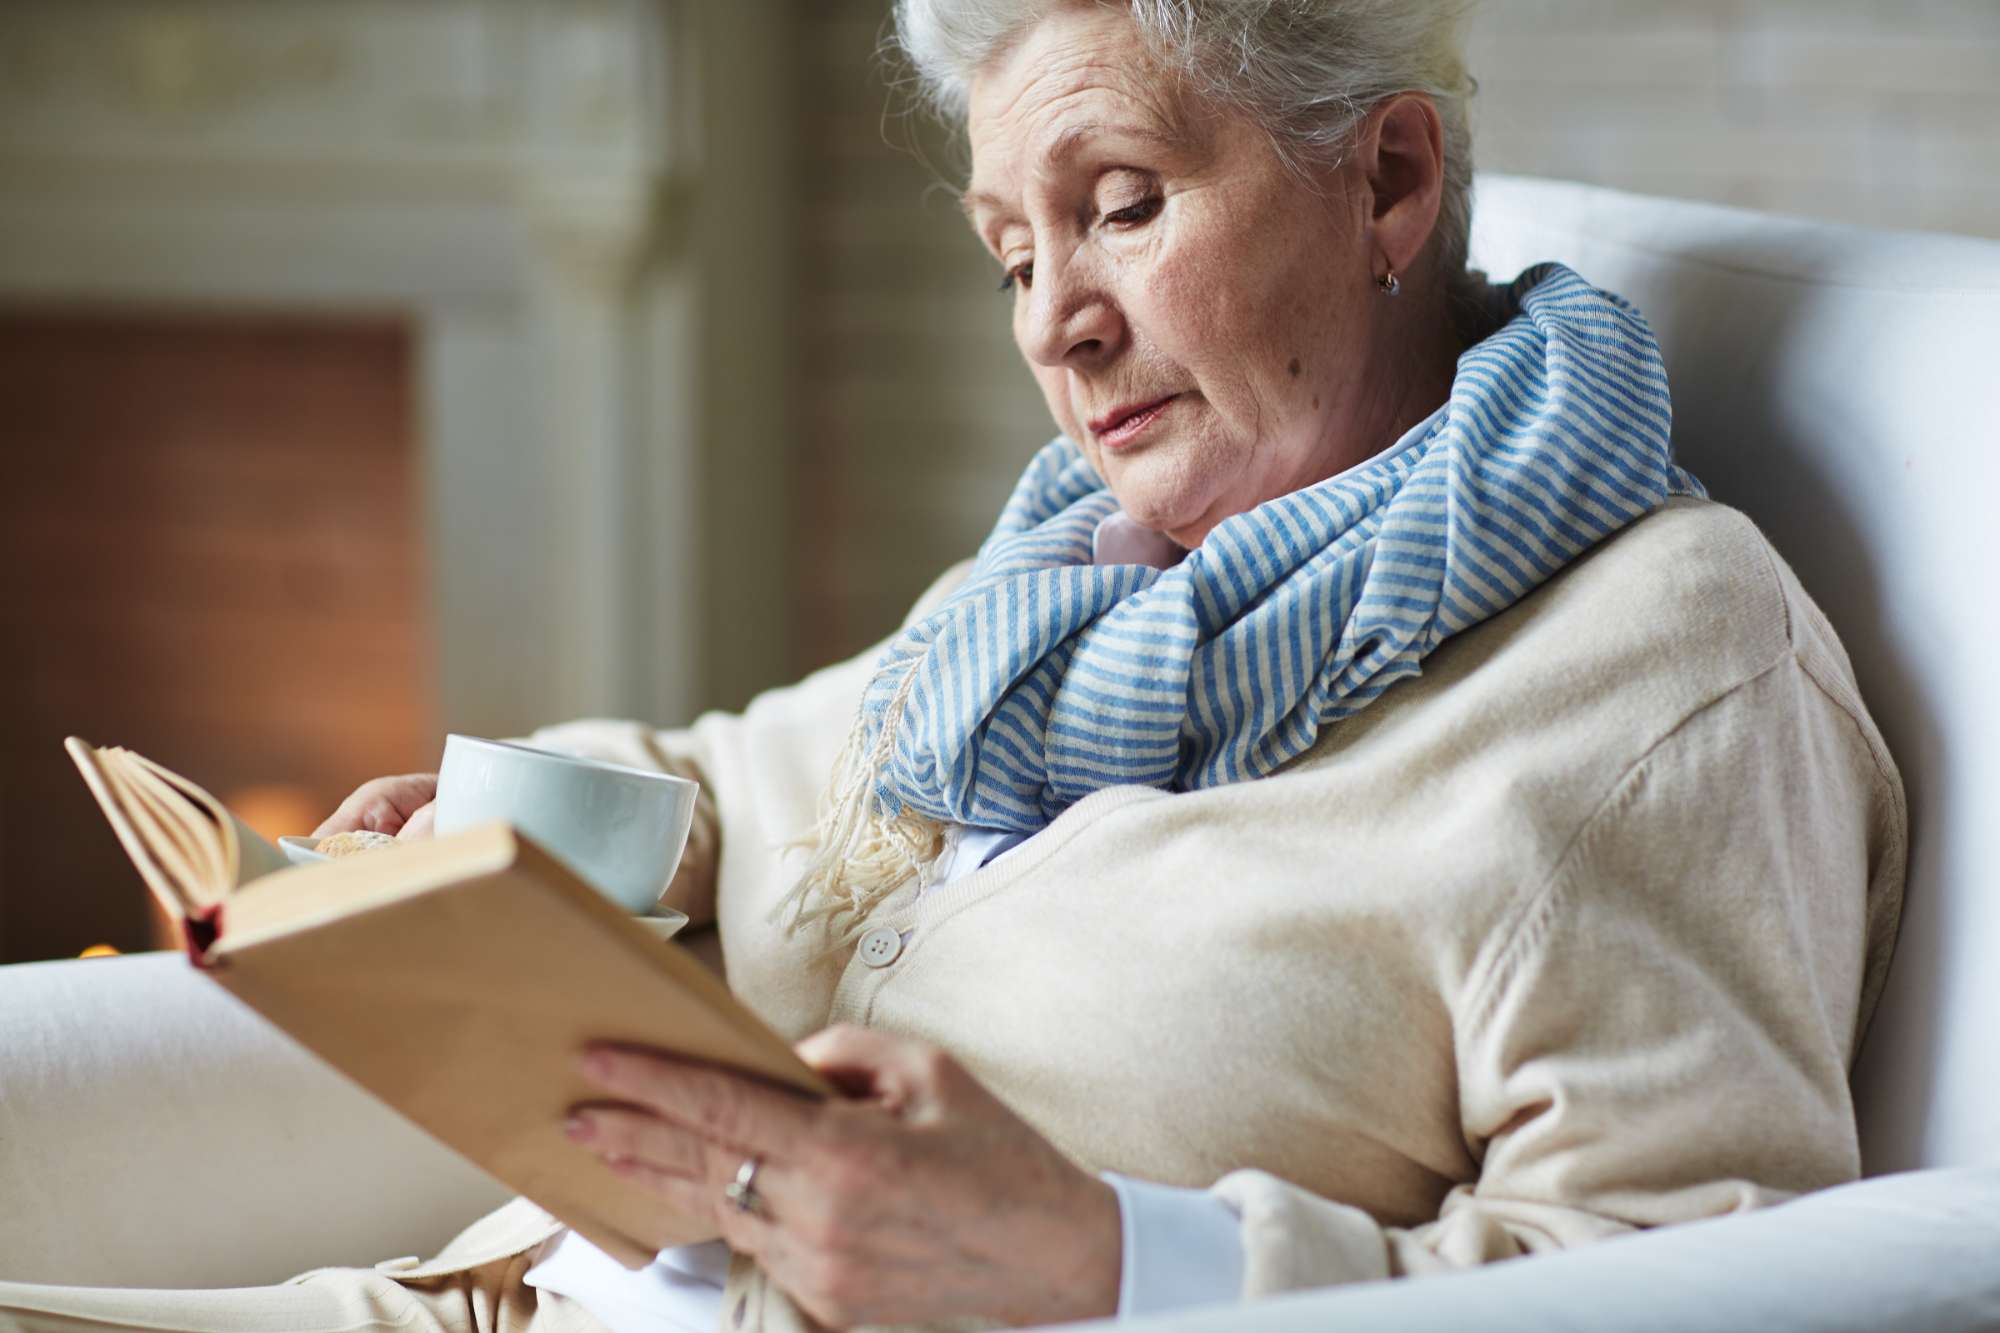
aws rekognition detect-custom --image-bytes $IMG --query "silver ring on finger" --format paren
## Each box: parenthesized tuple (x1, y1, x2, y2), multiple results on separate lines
(724, 1155, 767, 1217)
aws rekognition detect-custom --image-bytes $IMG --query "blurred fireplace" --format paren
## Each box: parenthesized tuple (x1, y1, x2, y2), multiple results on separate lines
(0, 1, 723, 961)
(0, 309, 437, 961)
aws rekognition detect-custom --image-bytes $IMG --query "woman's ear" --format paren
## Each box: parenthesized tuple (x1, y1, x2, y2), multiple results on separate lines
(1357, 92, 1446, 279)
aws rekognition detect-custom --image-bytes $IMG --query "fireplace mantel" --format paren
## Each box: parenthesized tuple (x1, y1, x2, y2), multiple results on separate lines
(0, 0, 719, 736)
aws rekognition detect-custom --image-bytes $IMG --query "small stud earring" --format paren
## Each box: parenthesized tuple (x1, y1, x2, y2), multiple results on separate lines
(1378, 267, 1401, 296)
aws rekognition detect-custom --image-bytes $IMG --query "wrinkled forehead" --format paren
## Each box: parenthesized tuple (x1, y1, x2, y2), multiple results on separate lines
(964, 7, 1194, 197)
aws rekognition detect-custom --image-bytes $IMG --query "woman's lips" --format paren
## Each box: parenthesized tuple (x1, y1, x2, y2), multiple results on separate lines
(1089, 393, 1180, 451)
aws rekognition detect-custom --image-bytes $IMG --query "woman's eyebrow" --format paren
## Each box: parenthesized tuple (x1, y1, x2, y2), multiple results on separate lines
(961, 120, 1179, 222)
(960, 188, 1007, 224)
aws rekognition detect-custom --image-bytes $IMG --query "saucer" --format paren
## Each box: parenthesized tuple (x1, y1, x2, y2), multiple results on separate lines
(633, 908, 691, 940)
(278, 835, 330, 866)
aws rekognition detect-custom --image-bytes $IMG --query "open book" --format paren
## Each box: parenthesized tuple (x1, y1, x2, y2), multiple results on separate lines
(65, 737, 829, 1268)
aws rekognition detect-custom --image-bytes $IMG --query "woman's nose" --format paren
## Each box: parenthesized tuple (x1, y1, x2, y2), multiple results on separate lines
(1020, 259, 1124, 369)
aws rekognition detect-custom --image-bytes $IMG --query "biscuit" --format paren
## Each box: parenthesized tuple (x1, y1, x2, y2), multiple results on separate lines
(314, 829, 400, 859)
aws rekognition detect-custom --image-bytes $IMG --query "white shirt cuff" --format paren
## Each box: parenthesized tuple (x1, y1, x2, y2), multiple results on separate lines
(1103, 1171, 1246, 1319)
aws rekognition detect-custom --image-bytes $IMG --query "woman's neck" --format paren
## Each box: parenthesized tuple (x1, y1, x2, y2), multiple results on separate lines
(1348, 275, 1469, 476)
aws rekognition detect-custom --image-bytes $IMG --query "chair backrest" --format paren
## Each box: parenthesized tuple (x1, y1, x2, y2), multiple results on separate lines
(1468, 175, 2000, 1173)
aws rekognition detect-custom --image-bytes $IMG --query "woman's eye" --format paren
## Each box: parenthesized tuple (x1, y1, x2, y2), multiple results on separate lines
(998, 262, 1033, 294)
(1103, 195, 1162, 227)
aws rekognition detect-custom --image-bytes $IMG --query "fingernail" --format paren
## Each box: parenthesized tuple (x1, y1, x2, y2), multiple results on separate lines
(580, 1049, 614, 1080)
(563, 1115, 593, 1143)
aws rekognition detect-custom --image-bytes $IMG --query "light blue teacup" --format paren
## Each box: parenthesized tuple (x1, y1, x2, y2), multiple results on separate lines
(433, 734, 699, 916)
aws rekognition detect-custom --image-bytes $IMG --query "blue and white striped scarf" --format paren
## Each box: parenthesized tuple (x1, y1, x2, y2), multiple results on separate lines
(783, 262, 1702, 934)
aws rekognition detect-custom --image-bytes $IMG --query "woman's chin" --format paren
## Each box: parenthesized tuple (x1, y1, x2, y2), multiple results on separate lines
(1116, 500, 1215, 550)
(1105, 471, 1223, 548)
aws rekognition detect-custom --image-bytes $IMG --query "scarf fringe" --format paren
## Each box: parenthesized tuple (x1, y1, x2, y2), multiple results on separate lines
(771, 658, 945, 942)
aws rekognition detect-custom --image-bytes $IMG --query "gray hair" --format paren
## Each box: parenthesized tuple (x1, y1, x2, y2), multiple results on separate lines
(893, 0, 1481, 302)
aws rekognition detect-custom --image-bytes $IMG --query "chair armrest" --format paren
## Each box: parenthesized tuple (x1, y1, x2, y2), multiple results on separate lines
(0, 952, 512, 1288)
(1054, 1167, 2000, 1333)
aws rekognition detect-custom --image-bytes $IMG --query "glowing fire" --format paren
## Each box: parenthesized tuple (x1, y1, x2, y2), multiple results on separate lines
(222, 783, 324, 842)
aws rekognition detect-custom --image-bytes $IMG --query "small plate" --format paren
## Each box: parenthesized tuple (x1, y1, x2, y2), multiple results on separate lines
(278, 835, 330, 866)
(634, 908, 691, 941)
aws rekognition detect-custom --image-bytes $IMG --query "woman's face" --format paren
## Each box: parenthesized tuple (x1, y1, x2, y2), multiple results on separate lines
(964, 4, 1401, 548)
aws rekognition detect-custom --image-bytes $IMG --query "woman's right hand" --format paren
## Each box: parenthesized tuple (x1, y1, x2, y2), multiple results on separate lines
(311, 773, 439, 841)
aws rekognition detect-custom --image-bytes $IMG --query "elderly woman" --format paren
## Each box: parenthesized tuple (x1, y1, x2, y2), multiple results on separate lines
(1, 1, 1903, 1332)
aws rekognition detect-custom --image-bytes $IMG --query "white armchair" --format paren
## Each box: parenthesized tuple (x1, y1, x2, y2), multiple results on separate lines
(1090, 176, 2000, 1329)
(2, 176, 1996, 1330)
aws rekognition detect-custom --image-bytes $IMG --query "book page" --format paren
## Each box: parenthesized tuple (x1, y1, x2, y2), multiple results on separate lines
(65, 739, 288, 917)
(125, 750, 283, 889)
(109, 752, 222, 893)
(63, 738, 199, 922)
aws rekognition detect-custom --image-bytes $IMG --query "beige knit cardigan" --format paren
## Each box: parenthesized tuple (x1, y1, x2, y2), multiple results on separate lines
(419, 496, 1906, 1333)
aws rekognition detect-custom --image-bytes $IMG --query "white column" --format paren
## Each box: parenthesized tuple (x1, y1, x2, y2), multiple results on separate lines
(516, 0, 684, 721)
(418, 310, 557, 738)
(522, 173, 662, 718)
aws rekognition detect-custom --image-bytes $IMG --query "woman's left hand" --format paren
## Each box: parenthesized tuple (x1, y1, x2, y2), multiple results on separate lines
(568, 1024, 1122, 1330)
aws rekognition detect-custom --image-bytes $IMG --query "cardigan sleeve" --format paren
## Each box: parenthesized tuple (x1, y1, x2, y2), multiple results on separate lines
(519, 560, 979, 930)
(1212, 653, 1904, 1296)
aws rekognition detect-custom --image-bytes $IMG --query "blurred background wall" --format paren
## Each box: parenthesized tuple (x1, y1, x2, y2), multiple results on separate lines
(3, 0, 1995, 961)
